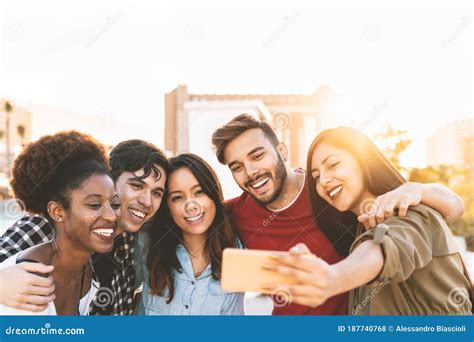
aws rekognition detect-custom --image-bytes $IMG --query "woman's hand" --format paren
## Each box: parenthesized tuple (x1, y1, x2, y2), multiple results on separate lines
(357, 182, 423, 228)
(261, 243, 340, 308)
(0, 263, 55, 312)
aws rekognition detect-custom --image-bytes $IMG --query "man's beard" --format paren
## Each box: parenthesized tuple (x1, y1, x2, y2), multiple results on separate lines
(243, 153, 288, 205)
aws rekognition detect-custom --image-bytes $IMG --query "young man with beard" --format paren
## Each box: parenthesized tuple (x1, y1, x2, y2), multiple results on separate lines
(0, 139, 168, 315)
(211, 113, 465, 315)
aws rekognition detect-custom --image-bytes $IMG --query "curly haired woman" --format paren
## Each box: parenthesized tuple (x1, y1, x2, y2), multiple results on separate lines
(0, 131, 120, 315)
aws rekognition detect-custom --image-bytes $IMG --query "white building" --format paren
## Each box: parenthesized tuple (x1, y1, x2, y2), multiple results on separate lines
(426, 119, 473, 168)
(164, 85, 335, 198)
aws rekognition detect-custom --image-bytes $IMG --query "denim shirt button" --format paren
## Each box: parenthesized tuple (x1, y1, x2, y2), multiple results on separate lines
(191, 281, 195, 285)
(184, 305, 189, 309)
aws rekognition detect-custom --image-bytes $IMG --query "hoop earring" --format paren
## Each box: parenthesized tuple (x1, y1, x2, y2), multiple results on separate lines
(48, 211, 64, 222)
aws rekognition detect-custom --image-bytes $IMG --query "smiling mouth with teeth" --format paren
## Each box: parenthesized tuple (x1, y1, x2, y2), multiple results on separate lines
(328, 185, 343, 199)
(185, 212, 204, 222)
(129, 208, 147, 219)
(93, 228, 114, 237)
(250, 177, 269, 189)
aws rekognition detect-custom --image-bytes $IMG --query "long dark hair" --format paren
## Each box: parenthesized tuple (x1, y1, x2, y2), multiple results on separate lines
(147, 153, 238, 303)
(306, 127, 406, 256)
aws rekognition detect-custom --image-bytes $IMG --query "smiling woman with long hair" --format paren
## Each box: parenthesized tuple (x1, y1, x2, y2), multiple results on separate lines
(307, 127, 472, 314)
(135, 153, 244, 315)
(0, 131, 119, 315)
(262, 127, 472, 315)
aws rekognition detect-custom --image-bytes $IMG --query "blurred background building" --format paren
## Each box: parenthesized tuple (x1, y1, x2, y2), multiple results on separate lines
(426, 119, 474, 168)
(0, 99, 32, 199)
(165, 84, 336, 198)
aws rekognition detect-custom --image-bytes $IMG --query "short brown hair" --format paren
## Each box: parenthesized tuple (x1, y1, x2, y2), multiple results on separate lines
(211, 113, 279, 164)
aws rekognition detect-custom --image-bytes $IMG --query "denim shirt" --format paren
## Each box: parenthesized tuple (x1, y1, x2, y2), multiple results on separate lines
(135, 229, 245, 315)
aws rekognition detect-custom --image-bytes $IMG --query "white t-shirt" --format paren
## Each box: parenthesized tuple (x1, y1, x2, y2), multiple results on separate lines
(0, 253, 99, 315)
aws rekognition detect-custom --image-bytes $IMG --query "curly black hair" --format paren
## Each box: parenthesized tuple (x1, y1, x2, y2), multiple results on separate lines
(11, 131, 111, 219)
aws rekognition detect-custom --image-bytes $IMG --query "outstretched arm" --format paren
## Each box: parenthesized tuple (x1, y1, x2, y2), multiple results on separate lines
(358, 182, 464, 228)
(261, 242, 383, 307)
(418, 183, 464, 220)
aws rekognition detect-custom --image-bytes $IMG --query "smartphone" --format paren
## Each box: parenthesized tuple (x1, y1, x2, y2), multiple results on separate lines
(221, 248, 298, 294)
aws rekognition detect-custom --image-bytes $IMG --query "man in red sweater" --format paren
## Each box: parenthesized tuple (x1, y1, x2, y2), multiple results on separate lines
(211, 113, 464, 315)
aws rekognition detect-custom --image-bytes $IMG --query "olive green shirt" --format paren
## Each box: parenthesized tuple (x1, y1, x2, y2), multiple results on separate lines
(348, 204, 472, 315)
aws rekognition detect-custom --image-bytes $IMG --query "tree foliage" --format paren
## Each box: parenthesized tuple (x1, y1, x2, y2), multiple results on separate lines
(373, 125, 473, 243)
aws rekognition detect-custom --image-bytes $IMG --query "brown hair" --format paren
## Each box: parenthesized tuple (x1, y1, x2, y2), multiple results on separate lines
(147, 154, 238, 303)
(211, 113, 279, 164)
(109, 139, 168, 182)
(306, 127, 406, 256)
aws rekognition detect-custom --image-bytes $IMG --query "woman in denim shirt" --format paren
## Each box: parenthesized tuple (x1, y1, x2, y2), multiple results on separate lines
(135, 154, 244, 315)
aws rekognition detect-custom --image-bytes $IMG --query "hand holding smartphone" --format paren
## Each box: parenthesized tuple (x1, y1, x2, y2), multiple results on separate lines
(221, 248, 298, 294)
